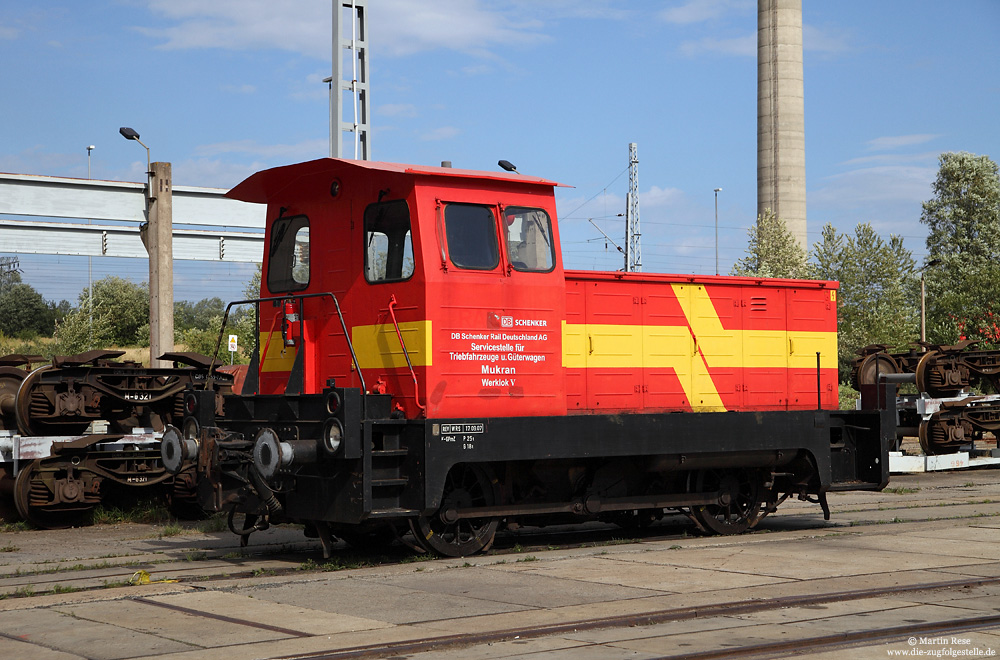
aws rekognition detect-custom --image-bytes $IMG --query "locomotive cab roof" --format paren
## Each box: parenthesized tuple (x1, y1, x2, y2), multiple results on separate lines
(227, 157, 564, 205)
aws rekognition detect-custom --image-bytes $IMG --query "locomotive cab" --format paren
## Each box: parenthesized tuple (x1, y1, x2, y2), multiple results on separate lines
(229, 158, 567, 419)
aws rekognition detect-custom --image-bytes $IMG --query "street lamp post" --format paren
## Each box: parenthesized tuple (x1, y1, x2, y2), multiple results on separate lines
(120, 127, 174, 368)
(119, 127, 149, 176)
(920, 259, 942, 343)
(714, 188, 722, 275)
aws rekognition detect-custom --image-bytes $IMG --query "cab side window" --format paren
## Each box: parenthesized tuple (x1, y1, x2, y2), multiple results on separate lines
(267, 215, 310, 292)
(365, 200, 414, 283)
(503, 207, 555, 272)
(445, 203, 499, 270)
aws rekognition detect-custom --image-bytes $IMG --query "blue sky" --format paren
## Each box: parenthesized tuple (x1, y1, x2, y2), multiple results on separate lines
(1, 0, 998, 303)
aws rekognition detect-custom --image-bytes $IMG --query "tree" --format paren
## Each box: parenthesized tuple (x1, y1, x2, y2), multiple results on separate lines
(920, 152, 1000, 346)
(731, 209, 812, 279)
(922, 152, 1000, 259)
(812, 223, 917, 382)
(55, 276, 149, 353)
(177, 266, 261, 363)
(175, 298, 226, 332)
(0, 279, 56, 338)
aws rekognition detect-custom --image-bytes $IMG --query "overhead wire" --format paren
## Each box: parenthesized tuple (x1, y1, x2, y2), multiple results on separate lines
(558, 165, 630, 221)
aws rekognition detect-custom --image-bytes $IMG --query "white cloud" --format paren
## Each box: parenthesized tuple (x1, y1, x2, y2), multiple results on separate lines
(813, 165, 936, 206)
(373, 0, 549, 58)
(679, 33, 755, 57)
(842, 151, 941, 167)
(802, 24, 851, 55)
(138, 0, 329, 58)
(460, 63, 496, 76)
(510, 0, 630, 21)
(193, 138, 327, 161)
(419, 126, 461, 142)
(380, 103, 418, 118)
(641, 185, 684, 208)
(866, 134, 941, 151)
(172, 158, 269, 188)
(137, 0, 550, 61)
(659, 0, 753, 25)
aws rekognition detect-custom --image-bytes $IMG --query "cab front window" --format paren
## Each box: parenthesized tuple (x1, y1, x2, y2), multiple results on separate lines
(503, 207, 554, 272)
(445, 203, 499, 270)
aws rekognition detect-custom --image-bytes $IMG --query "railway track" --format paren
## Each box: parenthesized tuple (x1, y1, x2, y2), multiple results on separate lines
(2, 477, 999, 599)
(0, 471, 998, 659)
(4, 542, 1000, 659)
(272, 577, 1000, 660)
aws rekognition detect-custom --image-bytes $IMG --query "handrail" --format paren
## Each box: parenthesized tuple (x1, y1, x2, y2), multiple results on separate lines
(387, 294, 426, 415)
(210, 292, 367, 400)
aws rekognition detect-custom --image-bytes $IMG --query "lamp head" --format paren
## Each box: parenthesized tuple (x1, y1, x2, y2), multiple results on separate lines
(119, 127, 140, 141)
(714, 188, 722, 193)
(498, 159, 518, 173)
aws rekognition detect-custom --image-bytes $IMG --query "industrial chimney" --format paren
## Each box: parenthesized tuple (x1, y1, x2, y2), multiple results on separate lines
(757, 0, 807, 248)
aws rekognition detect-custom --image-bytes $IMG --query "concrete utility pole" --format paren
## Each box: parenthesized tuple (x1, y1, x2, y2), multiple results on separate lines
(757, 0, 807, 249)
(142, 162, 174, 368)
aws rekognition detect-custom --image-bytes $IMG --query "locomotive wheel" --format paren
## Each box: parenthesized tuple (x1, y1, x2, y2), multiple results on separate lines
(918, 420, 934, 455)
(15, 366, 91, 437)
(0, 366, 27, 431)
(918, 419, 958, 456)
(409, 463, 500, 557)
(852, 353, 899, 390)
(915, 350, 963, 398)
(689, 467, 766, 535)
(13, 461, 94, 529)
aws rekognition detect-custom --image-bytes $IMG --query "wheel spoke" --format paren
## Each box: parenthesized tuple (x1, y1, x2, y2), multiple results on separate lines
(691, 468, 765, 535)
(410, 464, 500, 557)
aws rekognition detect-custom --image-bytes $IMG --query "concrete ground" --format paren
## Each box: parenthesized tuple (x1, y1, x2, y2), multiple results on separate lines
(1, 469, 999, 659)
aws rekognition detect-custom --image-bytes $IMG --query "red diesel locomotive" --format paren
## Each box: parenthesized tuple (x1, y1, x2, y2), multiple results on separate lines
(164, 158, 893, 557)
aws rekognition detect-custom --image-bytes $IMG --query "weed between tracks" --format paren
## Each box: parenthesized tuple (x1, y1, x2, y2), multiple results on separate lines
(296, 555, 384, 572)
(884, 486, 921, 495)
(90, 498, 228, 537)
(0, 585, 34, 599)
(91, 497, 173, 526)
(4, 558, 145, 579)
(51, 584, 80, 594)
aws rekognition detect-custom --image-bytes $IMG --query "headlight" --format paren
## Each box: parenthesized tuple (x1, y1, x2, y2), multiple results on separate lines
(323, 418, 344, 454)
